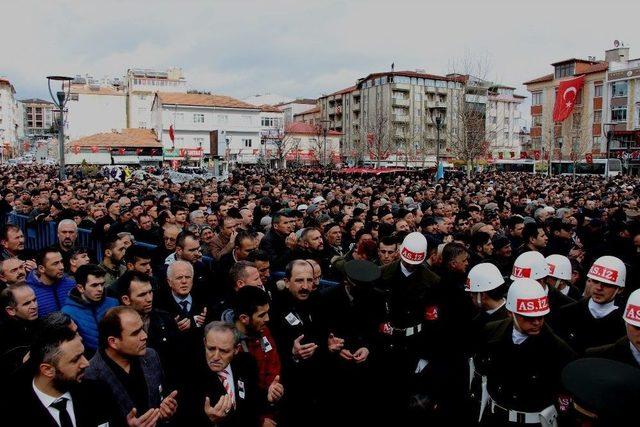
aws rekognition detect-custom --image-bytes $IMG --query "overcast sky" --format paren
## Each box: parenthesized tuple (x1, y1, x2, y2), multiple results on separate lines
(3, 0, 638, 126)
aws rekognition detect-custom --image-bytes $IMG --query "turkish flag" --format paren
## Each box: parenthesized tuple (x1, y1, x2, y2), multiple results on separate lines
(136, 148, 142, 155)
(585, 153, 593, 164)
(553, 75, 585, 122)
(520, 151, 527, 159)
(91, 146, 99, 153)
(533, 150, 541, 160)
(510, 151, 515, 158)
(498, 152, 504, 159)
(169, 125, 175, 142)
(118, 148, 126, 155)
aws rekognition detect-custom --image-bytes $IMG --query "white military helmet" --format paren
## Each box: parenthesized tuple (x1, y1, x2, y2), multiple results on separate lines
(466, 263, 504, 293)
(546, 254, 572, 281)
(623, 289, 640, 327)
(511, 251, 549, 281)
(506, 278, 550, 317)
(399, 232, 427, 265)
(587, 256, 626, 288)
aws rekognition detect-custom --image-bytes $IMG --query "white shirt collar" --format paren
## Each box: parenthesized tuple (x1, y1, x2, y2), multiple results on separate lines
(32, 380, 75, 426)
(559, 285, 570, 296)
(486, 300, 506, 315)
(629, 341, 640, 366)
(400, 262, 414, 277)
(588, 298, 618, 319)
(512, 326, 529, 345)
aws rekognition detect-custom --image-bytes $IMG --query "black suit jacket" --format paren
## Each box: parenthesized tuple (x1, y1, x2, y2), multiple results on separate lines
(181, 352, 263, 427)
(2, 378, 117, 427)
(586, 336, 640, 368)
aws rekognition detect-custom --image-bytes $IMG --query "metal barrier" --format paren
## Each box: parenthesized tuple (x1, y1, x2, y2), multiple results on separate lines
(6, 214, 334, 287)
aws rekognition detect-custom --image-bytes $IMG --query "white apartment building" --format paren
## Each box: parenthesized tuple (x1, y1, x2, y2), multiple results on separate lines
(126, 68, 187, 129)
(274, 99, 318, 124)
(152, 92, 262, 164)
(65, 78, 127, 141)
(258, 105, 285, 160)
(486, 85, 526, 156)
(0, 78, 20, 154)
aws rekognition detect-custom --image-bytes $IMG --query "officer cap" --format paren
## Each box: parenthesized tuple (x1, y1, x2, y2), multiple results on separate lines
(344, 260, 380, 286)
(562, 358, 640, 423)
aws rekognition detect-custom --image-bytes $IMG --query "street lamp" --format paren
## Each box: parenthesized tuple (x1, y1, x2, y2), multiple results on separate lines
(320, 119, 331, 166)
(603, 122, 616, 179)
(429, 107, 446, 177)
(47, 75, 73, 180)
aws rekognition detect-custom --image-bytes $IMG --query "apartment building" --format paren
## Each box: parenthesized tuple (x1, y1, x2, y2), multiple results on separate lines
(126, 68, 187, 129)
(274, 99, 318, 124)
(65, 76, 127, 141)
(0, 78, 20, 155)
(152, 92, 261, 165)
(293, 106, 320, 125)
(524, 56, 608, 161)
(21, 98, 55, 137)
(603, 44, 640, 174)
(318, 71, 466, 163)
(486, 85, 526, 156)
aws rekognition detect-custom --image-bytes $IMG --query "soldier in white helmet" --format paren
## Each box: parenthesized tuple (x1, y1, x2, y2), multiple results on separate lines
(466, 262, 509, 328)
(374, 232, 471, 424)
(475, 278, 576, 426)
(511, 251, 574, 312)
(554, 256, 627, 354)
(544, 254, 582, 300)
(586, 288, 640, 368)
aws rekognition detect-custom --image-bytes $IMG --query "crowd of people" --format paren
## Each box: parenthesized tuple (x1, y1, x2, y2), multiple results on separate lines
(0, 163, 640, 426)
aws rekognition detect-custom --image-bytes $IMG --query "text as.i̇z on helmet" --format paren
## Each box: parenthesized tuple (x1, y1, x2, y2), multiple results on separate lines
(625, 304, 640, 322)
(588, 265, 619, 283)
(512, 267, 532, 278)
(401, 247, 425, 262)
(516, 297, 549, 313)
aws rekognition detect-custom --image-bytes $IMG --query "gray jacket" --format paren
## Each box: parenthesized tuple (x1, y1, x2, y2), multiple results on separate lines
(85, 348, 164, 420)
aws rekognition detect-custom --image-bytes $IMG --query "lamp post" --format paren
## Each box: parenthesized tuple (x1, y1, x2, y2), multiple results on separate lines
(429, 107, 446, 177)
(47, 75, 73, 180)
(320, 119, 331, 166)
(604, 122, 616, 179)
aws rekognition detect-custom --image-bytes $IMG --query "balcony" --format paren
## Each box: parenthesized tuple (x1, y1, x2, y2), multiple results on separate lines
(352, 103, 360, 111)
(392, 114, 410, 123)
(391, 83, 411, 92)
(392, 98, 410, 107)
(425, 100, 447, 109)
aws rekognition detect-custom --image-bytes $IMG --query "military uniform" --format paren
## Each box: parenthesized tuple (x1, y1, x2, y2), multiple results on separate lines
(374, 260, 472, 424)
(553, 298, 626, 354)
(586, 337, 640, 368)
(475, 319, 576, 424)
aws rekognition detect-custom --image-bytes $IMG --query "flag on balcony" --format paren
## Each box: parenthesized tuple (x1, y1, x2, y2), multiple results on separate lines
(136, 148, 143, 155)
(498, 152, 504, 159)
(585, 153, 593, 164)
(91, 146, 99, 153)
(553, 75, 585, 122)
(520, 151, 527, 159)
(169, 125, 175, 142)
(118, 148, 126, 155)
(509, 151, 515, 158)
(533, 150, 541, 160)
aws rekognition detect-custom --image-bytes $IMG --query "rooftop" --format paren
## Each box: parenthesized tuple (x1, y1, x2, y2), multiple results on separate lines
(70, 128, 161, 148)
(157, 92, 260, 110)
(259, 104, 283, 113)
(285, 122, 342, 136)
(69, 83, 125, 96)
(294, 106, 321, 116)
(20, 98, 54, 105)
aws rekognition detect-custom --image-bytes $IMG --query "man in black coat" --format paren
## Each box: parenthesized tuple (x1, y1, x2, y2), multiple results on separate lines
(586, 288, 640, 368)
(554, 256, 627, 354)
(259, 210, 296, 271)
(0, 283, 39, 375)
(1, 325, 118, 427)
(116, 270, 183, 390)
(180, 321, 284, 427)
(269, 259, 324, 427)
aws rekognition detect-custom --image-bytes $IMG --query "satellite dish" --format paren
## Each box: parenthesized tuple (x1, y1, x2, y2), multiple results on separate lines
(614, 40, 620, 48)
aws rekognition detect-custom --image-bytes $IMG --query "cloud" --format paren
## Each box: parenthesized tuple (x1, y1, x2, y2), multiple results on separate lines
(4, 0, 638, 128)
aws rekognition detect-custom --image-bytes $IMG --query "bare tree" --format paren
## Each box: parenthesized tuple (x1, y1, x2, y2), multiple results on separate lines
(447, 51, 505, 175)
(365, 107, 395, 168)
(272, 130, 300, 169)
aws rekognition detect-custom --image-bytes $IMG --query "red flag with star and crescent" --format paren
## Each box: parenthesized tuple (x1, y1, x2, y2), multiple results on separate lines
(553, 75, 585, 122)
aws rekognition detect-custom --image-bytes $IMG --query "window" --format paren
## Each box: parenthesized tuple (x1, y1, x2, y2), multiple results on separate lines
(193, 113, 204, 123)
(554, 63, 575, 79)
(217, 115, 229, 124)
(594, 84, 603, 98)
(138, 121, 147, 128)
(491, 116, 497, 124)
(532, 115, 542, 126)
(593, 110, 602, 123)
(504, 132, 509, 140)
(532, 92, 542, 105)
(611, 106, 627, 122)
(194, 137, 205, 147)
(611, 81, 628, 97)
(243, 139, 252, 147)
(572, 112, 581, 128)
(489, 131, 497, 140)
(504, 117, 510, 125)
(175, 113, 184, 122)
(531, 137, 542, 146)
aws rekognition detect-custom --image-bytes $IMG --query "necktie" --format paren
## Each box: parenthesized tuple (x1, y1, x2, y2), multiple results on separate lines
(218, 370, 236, 407)
(179, 300, 190, 316)
(51, 397, 73, 427)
